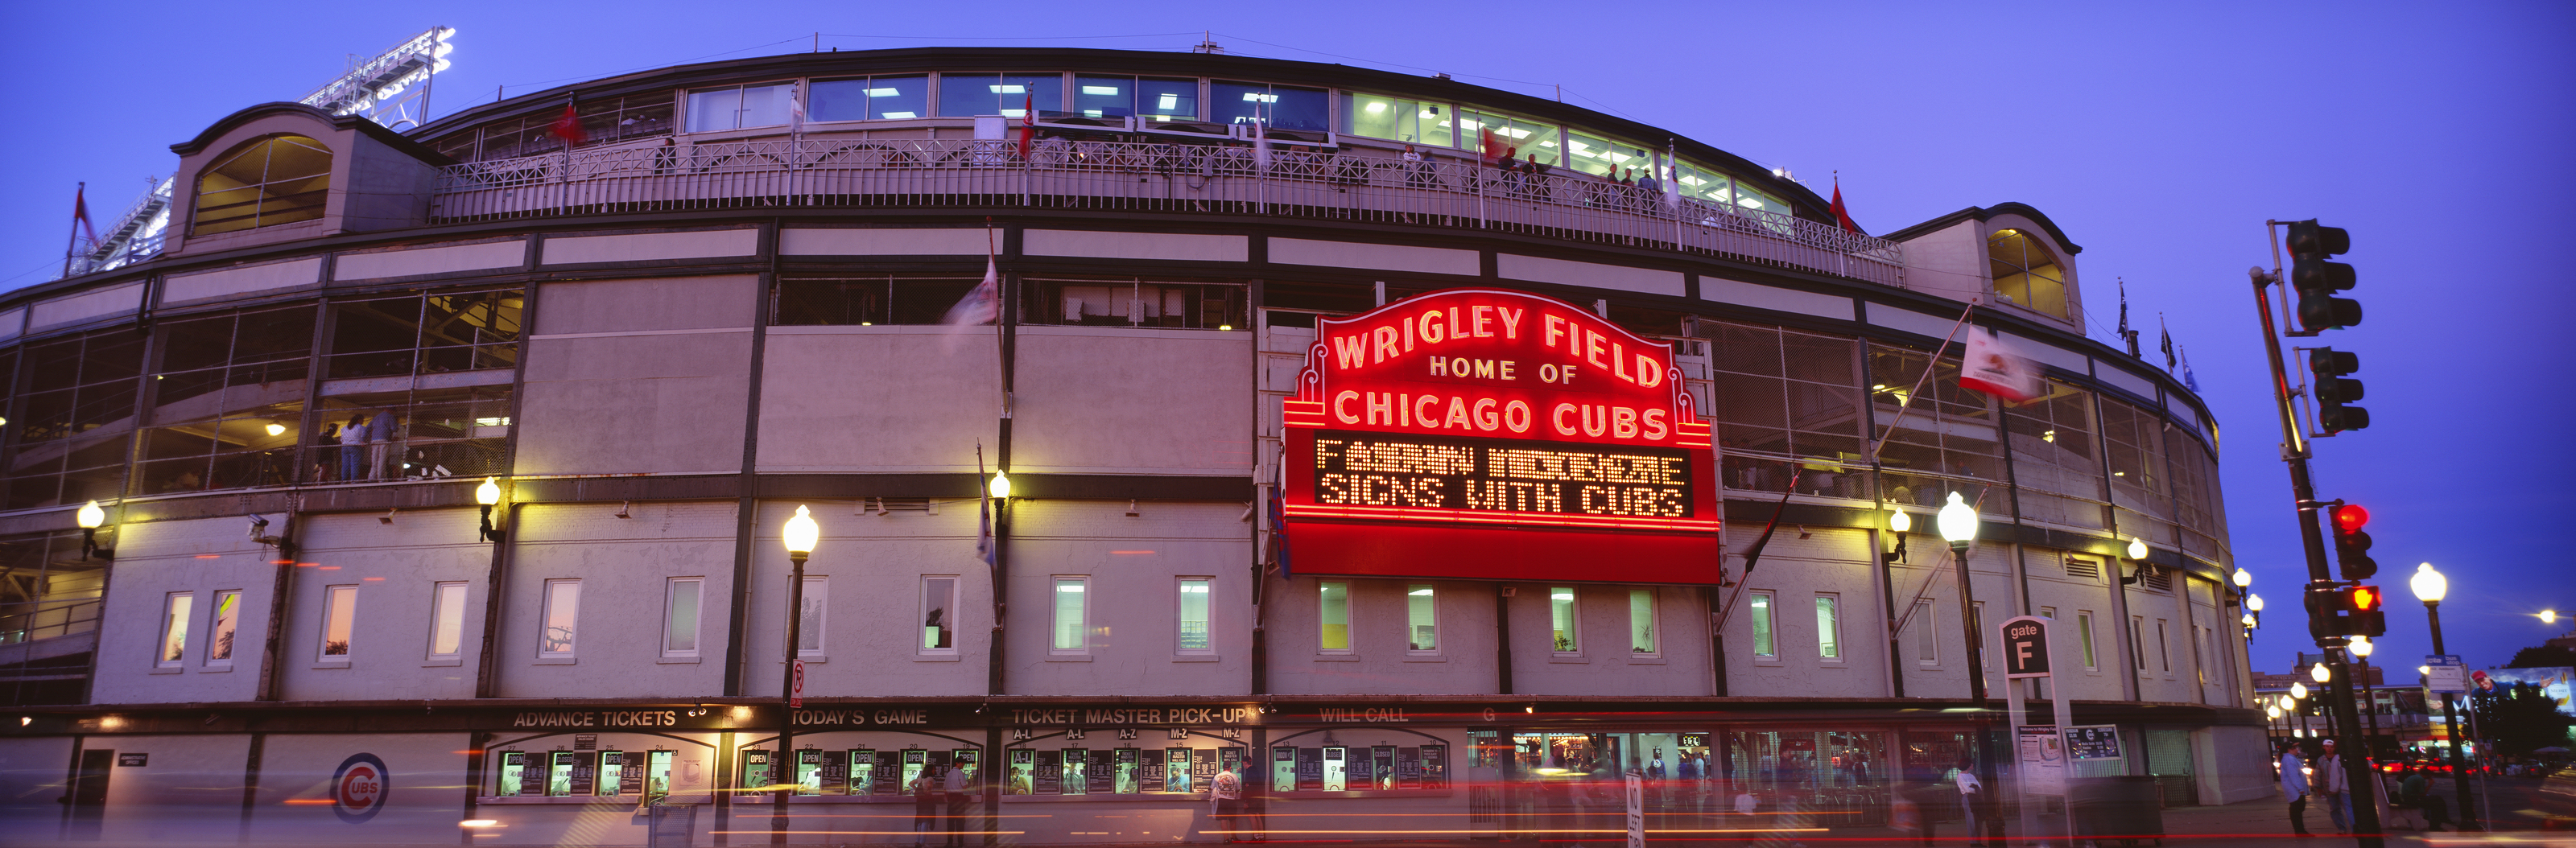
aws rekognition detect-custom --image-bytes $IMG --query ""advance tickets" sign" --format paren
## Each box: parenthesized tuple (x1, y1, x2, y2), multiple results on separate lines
(1282, 289, 1720, 583)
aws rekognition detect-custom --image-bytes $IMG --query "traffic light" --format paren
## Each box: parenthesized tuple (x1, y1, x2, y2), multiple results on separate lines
(2286, 220, 2359, 331)
(2310, 348, 2369, 434)
(2331, 503, 2376, 580)
(2304, 583, 2388, 638)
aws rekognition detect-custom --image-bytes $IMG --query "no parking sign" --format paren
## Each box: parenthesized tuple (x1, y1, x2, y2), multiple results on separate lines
(332, 752, 390, 823)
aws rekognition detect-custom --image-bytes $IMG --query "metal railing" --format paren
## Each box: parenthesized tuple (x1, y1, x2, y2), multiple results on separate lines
(0, 597, 104, 645)
(430, 138, 1905, 286)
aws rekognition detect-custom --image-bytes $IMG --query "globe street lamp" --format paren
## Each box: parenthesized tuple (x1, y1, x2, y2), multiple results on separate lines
(2410, 562, 2478, 831)
(2350, 636, 2381, 759)
(75, 500, 114, 560)
(1936, 491, 1999, 844)
(774, 505, 821, 841)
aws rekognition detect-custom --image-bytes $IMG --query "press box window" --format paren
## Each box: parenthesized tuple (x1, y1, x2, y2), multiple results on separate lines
(540, 579, 580, 660)
(774, 277, 985, 326)
(1075, 76, 1199, 121)
(1034, 278, 1245, 330)
(922, 576, 959, 653)
(1052, 578, 1088, 652)
(663, 578, 704, 659)
(686, 83, 794, 133)
(1406, 585, 1437, 652)
(1319, 582, 1351, 652)
(1177, 578, 1212, 653)
(808, 75, 928, 121)
(318, 585, 357, 664)
(1549, 587, 1579, 654)
(939, 73, 1063, 117)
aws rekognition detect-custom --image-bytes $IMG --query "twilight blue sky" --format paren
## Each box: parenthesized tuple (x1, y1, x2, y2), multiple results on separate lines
(4, 2, 2570, 681)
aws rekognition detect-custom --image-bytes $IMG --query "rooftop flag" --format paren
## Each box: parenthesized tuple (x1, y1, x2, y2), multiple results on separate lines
(547, 96, 586, 145)
(1829, 176, 1860, 235)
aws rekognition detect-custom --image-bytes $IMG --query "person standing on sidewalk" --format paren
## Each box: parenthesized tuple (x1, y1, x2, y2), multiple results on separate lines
(940, 757, 974, 847)
(1953, 759, 1995, 846)
(2314, 739, 2351, 834)
(1209, 761, 1243, 842)
(2280, 742, 2313, 837)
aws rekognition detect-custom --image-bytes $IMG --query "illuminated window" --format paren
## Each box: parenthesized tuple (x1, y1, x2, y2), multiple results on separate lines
(1988, 228, 2069, 319)
(1178, 578, 1212, 653)
(192, 134, 330, 235)
(1814, 595, 1842, 661)
(2078, 611, 2098, 669)
(540, 579, 580, 660)
(1407, 585, 1438, 652)
(207, 590, 240, 667)
(319, 584, 357, 663)
(809, 75, 927, 121)
(662, 578, 702, 659)
(1210, 80, 1326, 132)
(1459, 107, 1560, 165)
(1053, 578, 1088, 652)
(1319, 582, 1351, 652)
(157, 592, 194, 669)
(923, 576, 959, 653)
(428, 582, 468, 662)
(1628, 590, 1657, 655)
(1339, 93, 1453, 147)
(1549, 587, 1579, 654)
(938, 72, 1063, 118)
(1748, 591, 1776, 658)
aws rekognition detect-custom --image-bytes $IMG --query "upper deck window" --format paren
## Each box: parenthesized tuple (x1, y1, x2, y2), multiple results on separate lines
(1074, 76, 1198, 121)
(1211, 81, 1326, 132)
(1338, 93, 1452, 147)
(938, 73, 1063, 117)
(687, 83, 793, 133)
(1988, 228, 2068, 318)
(810, 75, 927, 121)
(192, 134, 331, 235)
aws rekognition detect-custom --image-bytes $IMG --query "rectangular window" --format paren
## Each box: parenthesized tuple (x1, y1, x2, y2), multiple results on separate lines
(1135, 77, 1199, 121)
(2156, 619, 2171, 671)
(541, 579, 580, 659)
(1209, 80, 1327, 132)
(2078, 611, 2099, 669)
(809, 75, 928, 121)
(428, 582, 468, 661)
(207, 590, 241, 666)
(1971, 602, 1987, 662)
(1549, 587, 1579, 654)
(1749, 591, 1776, 658)
(938, 72, 1063, 118)
(2040, 606, 2056, 620)
(1319, 582, 1351, 652)
(1814, 595, 1842, 660)
(1628, 590, 1657, 655)
(1406, 585, 1438, 652)
(1177, 578, 1212, 653)
(798, 576, 827, 657)
(923, 576, 960, 652)
(319, 585, 357, 662)
(1913, 600, 1937, 664)
(1338, 93, 1455, 147)
(1052, 578, 1088, 652)
(157, 592, 194, 668)
(685, 82, 794, 132)
(2130, 616, 2146, 670)
(2192, 625, 2207, 685)
(663, 578, 704, 658)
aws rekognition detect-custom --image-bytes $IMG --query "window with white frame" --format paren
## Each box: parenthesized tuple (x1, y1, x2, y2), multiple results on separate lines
(157, 592, 194, 669)
(540, 579, 580, 660)
(2077, 611, 2099, 669)
(1177, 578, 1212, 654)
(2129, 615, 2146, 670)
(1319, 582, 1352, 652)
(1814, 595, 1843, 661)
(1052, 578, 1088, 652)
(1913, 600, 1937, 664)
(2156, 619, 2170, 672)
(1628, 590, 1658, 655)
(1406, 585, 1438, 652)
(1748, 591, 1777, 659)
(685, 82, 794, 133)
(319, 585, 356, 663)
(922, 576, 960, 653)
(797, 576, 827, 658)
(427, 582, 468, 662)
(207, 590, 241, 667)
(2040, 606, 2056, 620)
(662, 578, 704, 660)
(1550, 587, 1579, 654)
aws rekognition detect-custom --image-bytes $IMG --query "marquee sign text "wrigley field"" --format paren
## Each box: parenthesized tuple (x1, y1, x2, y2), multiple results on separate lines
(1282, 288, 1721, 583)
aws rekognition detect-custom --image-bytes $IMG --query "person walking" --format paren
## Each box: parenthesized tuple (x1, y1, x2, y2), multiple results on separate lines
(941, 758, 974, 847)
(912, 764, 943, 847)
(2315, 739, 2351, 834)
(1209, 761, 1243, 842)
(2281, 742, 2314, 837)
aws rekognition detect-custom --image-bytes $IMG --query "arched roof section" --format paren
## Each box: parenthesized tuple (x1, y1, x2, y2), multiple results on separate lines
(172, 101, 454, 164)
(1880, 201, 2082, 256)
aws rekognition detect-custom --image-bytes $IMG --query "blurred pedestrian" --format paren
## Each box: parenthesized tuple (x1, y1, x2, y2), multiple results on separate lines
(2280, 742, 2312, 837)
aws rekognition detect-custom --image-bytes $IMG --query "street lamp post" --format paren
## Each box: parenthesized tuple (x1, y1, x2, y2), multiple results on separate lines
(1936, 492, 2000, 843)
(2409, 562, 2478, 831)
(775, 505, 821, 843)
(2351, 636, 2381, 759)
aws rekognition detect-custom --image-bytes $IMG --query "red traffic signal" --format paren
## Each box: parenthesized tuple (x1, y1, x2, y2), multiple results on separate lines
(2331, 504, 2376, 580)
(2334, 504, 2369, 532)
(2305, 584, 2388, 639)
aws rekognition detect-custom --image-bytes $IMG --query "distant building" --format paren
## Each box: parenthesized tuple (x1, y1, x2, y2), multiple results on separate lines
(0, 47, 2256, 843)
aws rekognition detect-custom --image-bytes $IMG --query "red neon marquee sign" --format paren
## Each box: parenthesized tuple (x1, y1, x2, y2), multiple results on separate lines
(1282, 288, 1721, 584)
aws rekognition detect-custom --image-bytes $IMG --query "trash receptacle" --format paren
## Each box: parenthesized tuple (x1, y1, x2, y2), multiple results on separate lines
(2069, 775, 2164, 847)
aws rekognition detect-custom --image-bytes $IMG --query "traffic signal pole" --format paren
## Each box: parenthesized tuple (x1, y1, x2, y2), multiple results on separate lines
(2250, 228, 2384, 846)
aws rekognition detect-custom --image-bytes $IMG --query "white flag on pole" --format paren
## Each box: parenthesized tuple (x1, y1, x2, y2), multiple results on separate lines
(1958, 326, 2041, 403)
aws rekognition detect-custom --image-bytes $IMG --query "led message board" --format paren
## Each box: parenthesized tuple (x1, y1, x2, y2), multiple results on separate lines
(1282, 289, 1719, 583)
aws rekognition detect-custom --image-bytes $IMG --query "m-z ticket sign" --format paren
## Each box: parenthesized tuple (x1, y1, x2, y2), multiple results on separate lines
(1282, 288, 1719, 583)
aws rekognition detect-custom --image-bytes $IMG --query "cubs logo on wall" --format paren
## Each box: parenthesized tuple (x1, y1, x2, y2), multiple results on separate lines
(1282, 288, 1720, 583)
(331, 752, 389, 823)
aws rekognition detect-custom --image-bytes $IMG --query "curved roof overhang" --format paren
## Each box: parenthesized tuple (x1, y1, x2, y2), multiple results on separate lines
(172, 101, 459, 165)
(1880, 201, 2083, 255)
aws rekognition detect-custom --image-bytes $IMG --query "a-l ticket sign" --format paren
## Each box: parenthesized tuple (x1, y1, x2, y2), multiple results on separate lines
(1282, 288, 1720, 583)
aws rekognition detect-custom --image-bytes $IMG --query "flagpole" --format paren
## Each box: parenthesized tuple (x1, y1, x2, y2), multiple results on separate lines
(60, 182, 85, 279)
(1866, 299, 1980, 463)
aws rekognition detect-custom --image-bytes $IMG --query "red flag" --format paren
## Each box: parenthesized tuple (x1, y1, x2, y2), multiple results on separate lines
(71, 186, 99, 247)
(1016, 93, 1036, 161)
(1480, 127, 1501, 166)
(547, 101, 587, 146)
(1829, 177, 1860, 235)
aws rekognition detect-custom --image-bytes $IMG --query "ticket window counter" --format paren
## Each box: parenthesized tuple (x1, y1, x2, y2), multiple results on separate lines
(741, 750, 774, 792)
(549, 751, 580, 796)
(793, 749, 825, 796)
(597, 751, 626, 797)
(497, 751, 530, 797)
(646, 751, 675, 802)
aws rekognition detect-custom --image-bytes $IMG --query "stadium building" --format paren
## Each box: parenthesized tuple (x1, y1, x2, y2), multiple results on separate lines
(0, 45, 2264, 845)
